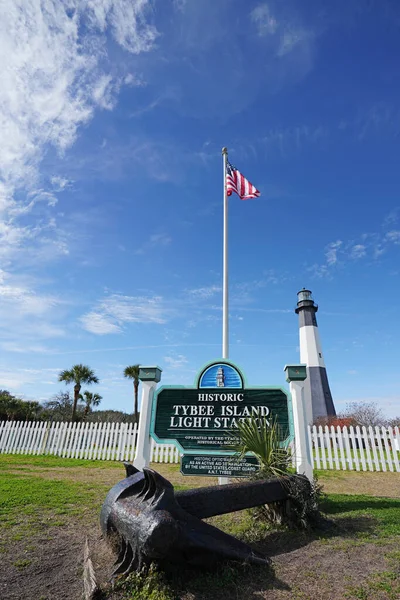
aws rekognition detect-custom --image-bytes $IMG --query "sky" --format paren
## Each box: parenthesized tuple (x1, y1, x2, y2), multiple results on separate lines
(1, 0, 400, 418)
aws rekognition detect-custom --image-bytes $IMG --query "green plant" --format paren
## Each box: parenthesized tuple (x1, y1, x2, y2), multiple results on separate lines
(114, 564, 175, 600)
(124, 364, 141, 424)
(79, 390, 103, 418)
(228, 416, 291, 477)
(58, 364, 99, 421)
(229, 416, 325, 530)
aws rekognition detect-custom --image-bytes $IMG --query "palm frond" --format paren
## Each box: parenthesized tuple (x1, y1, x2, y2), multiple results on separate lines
(228, 416, 291, 478)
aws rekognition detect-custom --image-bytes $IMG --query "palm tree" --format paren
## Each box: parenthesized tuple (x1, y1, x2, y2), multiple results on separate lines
(58, 364, 99, 421)
(124, 364, 140, 423)
(80, 391, 103, 418)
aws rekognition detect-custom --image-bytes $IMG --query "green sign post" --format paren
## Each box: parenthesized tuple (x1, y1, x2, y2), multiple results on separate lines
(150, 361, 293, 467)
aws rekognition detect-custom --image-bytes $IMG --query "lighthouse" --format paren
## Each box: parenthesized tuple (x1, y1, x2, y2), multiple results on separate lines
(295, 289, 336, 422)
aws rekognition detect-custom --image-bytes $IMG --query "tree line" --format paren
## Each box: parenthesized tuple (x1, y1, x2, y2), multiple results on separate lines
(314, 401, 399, 429)
(0, 363, 142, 423)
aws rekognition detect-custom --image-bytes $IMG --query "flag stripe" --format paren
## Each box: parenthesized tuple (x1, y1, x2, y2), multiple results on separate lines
(225, 160, 260, 200)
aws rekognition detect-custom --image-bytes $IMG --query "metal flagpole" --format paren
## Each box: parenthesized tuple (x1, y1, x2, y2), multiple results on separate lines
(220, 147, 230, 485)
(222, 147, 229, 359)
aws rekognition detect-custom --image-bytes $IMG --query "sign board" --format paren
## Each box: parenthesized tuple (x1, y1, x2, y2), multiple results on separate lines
(180, 454, 260, 477)
(151, 360, 293, 455)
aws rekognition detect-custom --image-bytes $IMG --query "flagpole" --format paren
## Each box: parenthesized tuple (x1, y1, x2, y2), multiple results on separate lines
(222, 147, 229, 359)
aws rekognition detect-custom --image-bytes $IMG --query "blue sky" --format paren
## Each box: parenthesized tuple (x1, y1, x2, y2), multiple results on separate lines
(1, 0, 400, 418)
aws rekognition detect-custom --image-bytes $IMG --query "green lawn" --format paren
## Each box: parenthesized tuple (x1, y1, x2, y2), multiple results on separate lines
(0, 454, 399, 600)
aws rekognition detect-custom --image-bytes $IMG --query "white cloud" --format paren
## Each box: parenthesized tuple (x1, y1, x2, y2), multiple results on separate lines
(325, 240, 343, 265)
(307, 263, 331, 279)
(250, 3, 312, 57)
(80, 312, 122, 335)
(0, 0, 158, 265)
(0, 270, 59, 317)
(186, 285, 221, 299)
(80, 293, 171, 334)
(251, 4, 278, 36)
(385, 230, 400, 244)
(164, 355, 188, 369)
(0, 367, 61, 391)
(350, 244, 366, 259)
(135, 233, 172, 255)
(51, 176, 72, 191)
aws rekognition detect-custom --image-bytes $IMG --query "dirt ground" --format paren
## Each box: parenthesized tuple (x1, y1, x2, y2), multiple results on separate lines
(1, 464, 399, 600)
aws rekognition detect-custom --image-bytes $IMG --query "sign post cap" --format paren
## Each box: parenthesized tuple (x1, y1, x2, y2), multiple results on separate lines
(139, 366, 162, 382)
(283, 364, 307, 382)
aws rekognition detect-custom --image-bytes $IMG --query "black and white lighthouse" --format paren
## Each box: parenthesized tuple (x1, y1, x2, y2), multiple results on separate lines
(295, 289, 336, 422)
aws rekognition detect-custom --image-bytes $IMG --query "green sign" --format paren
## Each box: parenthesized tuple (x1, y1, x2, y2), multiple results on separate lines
(151, 360, 292, 454)
(181, 454, 260, 477)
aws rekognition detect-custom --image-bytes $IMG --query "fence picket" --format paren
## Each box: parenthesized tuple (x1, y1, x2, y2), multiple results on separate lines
(4, 422, 15, 453)
(367, 426, 379, 471)
(311, 426, 320, 469)
(335, 425, 346, 470)
(317, 427, 327, 469)
(324, 426, 333, 469)
(84, 423, 93, 459)
(361, 426, 373, 471)
(92, 423, 102, 460)
(26, 422, 38, 454)
(123, 424, 132, 461)
(129, 424, 137, 463)
(96, 423, 106, 460)
(330, 426, 340, 469)
(375, 426, 387, 472)
(355, 426, 367, 471)
(72, 423, 82, 458)
(78, 423, 88, 459)
(105, 423, 114, 461)
(100, 423, 110, 461)
(342, 427, 354, 470)
(0, 421, 6, 450)
(381, 426, 393, 472)
(36, 422, 48, 455)
(10, 421, 23, 453)
(16, 421, 29, 454)
(387, 427, 400, 472)
(394, 426, 400, 452)
(349, 427, 360, 471)
(49, 422, 59, 456)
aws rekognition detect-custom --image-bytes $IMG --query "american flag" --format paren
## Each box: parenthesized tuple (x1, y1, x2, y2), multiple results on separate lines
(226, 161, 260, 200)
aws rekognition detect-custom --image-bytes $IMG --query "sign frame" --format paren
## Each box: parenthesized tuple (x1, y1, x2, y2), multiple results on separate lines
(150, 359, 294, 456)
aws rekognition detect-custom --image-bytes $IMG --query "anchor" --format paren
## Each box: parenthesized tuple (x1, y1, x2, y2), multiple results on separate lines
(100, 463, 309, 576)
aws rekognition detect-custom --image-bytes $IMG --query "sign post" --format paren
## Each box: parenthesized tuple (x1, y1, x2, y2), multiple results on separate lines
(284, 364, 313, 481)
(133, 366, 162, 471)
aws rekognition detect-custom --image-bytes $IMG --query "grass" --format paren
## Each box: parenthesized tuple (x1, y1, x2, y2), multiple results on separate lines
(0, 454, 399, 599)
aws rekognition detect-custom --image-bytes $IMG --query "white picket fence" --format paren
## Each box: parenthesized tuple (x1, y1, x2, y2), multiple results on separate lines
(0, 420, 179, 463)
(1, 421, 399, 472)
(308, 425, 400, 472)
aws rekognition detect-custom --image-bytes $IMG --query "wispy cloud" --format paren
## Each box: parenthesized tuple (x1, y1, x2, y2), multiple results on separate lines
(251, 4, 278, 36)
(164, 354, 188, 369)
(250, 2, 313, 57)
(308, 215, 400, 278)
(0, 367, 61, 392)
(186, 285, 221, 299)
(0, 269, 66, 354)
(325, 240, 343, 265)
(80, 293, 171, 335)
(135, 233, 172, 255)
(0, 0, 158, 269)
